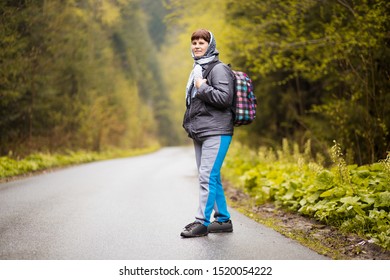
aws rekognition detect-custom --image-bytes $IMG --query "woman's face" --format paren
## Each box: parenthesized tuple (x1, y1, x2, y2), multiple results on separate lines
(191, 38, 209, 58)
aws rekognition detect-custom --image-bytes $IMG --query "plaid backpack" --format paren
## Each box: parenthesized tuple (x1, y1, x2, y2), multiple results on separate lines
(204, 62, 257, 126)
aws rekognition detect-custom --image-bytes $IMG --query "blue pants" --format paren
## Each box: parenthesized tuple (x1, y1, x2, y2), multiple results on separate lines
(193, 135, 232, 226)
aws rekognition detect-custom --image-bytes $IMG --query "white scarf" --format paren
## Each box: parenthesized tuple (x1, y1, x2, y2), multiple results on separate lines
(185, 56, 216, 104)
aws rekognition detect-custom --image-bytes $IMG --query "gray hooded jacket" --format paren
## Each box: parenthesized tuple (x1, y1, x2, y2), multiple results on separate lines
(183, 58, 235, 141)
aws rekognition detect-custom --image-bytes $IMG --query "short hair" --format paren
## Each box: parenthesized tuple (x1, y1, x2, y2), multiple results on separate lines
(191, 29, 211, 43)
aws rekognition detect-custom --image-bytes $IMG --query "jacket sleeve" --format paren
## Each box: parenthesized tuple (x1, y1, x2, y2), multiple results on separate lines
(196, 63, 234, 109)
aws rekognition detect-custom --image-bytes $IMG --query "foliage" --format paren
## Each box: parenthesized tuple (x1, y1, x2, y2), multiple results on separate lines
(223, 140, 390, 250)
(0, 145, 160, 179)
(0, 0, 178, 156)
(224, 0, 390, 164)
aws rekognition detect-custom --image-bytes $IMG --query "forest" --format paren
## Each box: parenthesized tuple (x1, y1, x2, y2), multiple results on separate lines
(1, 0, 389, 165)
(0, 0, 177, 156)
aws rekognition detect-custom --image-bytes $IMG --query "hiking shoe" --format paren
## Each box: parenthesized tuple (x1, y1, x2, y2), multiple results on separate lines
(208, 220, 233, 233)
(180, 221, 208, 238)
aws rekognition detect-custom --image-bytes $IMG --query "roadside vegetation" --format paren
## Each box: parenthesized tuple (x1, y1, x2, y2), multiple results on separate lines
(0, 145, 159, 180)
(222, 140, 390, 251)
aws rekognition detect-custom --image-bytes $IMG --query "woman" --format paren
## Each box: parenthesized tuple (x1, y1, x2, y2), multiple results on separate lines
(181, 29, 235, 238)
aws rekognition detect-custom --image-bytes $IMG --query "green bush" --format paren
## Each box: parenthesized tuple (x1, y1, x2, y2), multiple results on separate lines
(223, 140, 390, 250)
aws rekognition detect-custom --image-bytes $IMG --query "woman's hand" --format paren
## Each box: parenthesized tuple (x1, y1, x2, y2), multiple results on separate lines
(195, 78, 207, 89)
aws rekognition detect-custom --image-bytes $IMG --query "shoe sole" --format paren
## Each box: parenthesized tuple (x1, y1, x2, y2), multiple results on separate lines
(181, 232, 208, 238)
(208, 229, 233, 233)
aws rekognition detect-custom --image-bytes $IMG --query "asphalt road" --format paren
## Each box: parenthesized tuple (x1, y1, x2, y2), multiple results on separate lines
(0, 147, 328, 260)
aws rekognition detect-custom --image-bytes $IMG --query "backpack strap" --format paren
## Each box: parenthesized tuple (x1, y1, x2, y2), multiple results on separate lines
(203, 61, 237, 118)
(202, 61, 221, 78)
